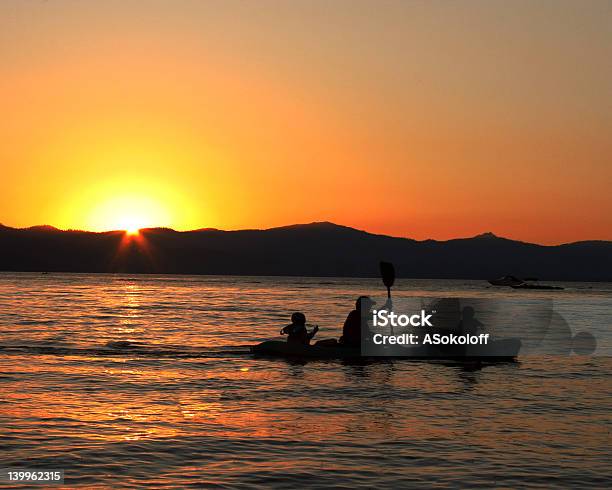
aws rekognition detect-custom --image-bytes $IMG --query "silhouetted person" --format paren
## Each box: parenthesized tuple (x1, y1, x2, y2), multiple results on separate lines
(459, 306, 483, 336)
(458, 305, 484, 359)
(280, 312, 319, 345)
(339, 296, 374, 347)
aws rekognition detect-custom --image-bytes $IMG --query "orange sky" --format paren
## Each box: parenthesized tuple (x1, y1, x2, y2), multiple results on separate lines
(1, 0, 610, 244)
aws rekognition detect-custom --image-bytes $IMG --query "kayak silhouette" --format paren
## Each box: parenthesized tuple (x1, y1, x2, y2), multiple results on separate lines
(251, 261, 522, 361)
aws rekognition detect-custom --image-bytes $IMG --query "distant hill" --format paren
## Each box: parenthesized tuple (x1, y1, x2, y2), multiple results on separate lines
(0, 222, 610, 280)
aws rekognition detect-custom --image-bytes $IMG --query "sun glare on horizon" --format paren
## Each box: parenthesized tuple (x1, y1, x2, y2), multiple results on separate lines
(55, 171, 206, 234)
(118, 216, 143, 235)
(85, 192, 173, 234)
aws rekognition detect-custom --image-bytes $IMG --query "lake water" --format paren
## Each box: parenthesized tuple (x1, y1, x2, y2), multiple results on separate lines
(0, 273, 610, 488)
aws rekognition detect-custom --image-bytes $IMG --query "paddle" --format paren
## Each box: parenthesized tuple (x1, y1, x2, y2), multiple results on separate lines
(380, 261, 395, 299)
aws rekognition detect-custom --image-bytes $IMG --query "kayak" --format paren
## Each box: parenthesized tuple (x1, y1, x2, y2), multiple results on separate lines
(251, 340, 360, 359)
(251, 338, 521, 360)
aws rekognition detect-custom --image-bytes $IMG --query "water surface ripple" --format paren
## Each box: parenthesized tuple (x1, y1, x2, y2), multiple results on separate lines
(0, 273, 610, 488)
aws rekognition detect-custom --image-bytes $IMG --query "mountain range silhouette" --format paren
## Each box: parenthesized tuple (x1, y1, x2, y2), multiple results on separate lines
(0, 222, 610, 280)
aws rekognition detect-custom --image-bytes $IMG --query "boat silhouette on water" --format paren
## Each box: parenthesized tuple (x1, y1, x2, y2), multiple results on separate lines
(253, 262, 522, 361)
(489, 275, 564, 290)
(251, 338, 521, 361)
(511, 283, 564, 290)
(488, 275, 525, 287)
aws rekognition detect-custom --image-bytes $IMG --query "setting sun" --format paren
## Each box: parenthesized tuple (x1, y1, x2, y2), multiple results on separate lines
(84, 191, 172, 233)
(118, 216, 142, 235)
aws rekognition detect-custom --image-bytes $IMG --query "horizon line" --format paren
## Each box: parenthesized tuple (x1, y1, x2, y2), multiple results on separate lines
(1, 221, 610, 247)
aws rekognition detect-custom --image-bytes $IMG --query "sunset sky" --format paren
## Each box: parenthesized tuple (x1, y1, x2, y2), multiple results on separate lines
(1, 0, 610, 244)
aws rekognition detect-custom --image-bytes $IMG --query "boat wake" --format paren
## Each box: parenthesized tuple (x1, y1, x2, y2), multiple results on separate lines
(0, 342, 252, 359)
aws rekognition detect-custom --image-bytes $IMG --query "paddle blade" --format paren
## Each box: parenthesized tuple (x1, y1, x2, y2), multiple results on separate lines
(380, 261, 395, 289)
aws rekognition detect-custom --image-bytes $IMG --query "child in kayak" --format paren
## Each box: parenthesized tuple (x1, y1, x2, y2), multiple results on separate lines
(280, 312, 319, 345)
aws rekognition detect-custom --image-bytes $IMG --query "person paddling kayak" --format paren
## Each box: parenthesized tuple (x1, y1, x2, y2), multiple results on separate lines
(280, 312, 319, 345)
(339, 296, 375, 347)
